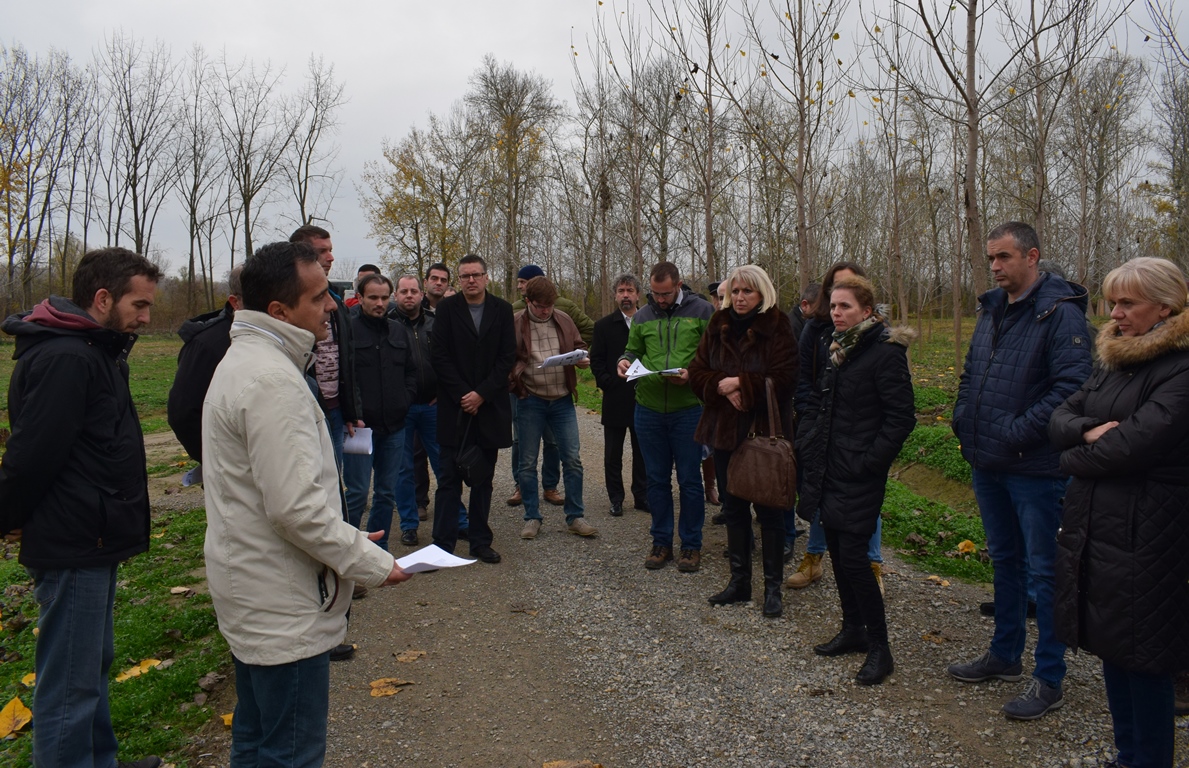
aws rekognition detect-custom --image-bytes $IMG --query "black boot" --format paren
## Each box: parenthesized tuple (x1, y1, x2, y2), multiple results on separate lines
(855, 641, 894, 685)
(708, 523, 752, 606)
(813, 624, 870, 657)
(760, 528, 784, 618)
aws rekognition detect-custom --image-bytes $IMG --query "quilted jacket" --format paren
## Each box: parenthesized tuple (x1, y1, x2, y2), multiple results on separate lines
(1049, 310, 1189, 674)
(953, 273, 1092, 475)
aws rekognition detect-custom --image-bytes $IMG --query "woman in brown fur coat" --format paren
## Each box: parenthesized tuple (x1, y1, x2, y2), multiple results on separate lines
(689, 265, 798, 618)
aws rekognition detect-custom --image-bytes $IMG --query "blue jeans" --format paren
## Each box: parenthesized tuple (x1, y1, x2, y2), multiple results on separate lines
(28, 565, 119, 768)
(231, 652, 330, 768)
(806, 511, 882, 562)
(343, 428, 405, 551)
(516, 395, 584, 522)
(973, 469, 1067, 687)
(635, 404, 705, 550)
(396, 403, 467, 533)
(325, 406, 345, 474)
(1102, 660, 1174, 768)
(509, 394, 561, 489)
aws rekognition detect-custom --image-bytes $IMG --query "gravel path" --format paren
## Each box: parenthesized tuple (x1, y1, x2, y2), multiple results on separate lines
(167, 409, 1188, 768)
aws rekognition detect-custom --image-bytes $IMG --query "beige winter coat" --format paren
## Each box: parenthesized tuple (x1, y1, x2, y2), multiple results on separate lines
(202, 310, 395, 665)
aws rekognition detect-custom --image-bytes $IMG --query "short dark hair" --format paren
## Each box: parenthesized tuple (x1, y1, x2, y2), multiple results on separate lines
(800, 282, 821, 305)
(241, 241, 320, 311)
(650, 262, 680, 284)
(524, 276, 558, 306)
(612, 273, 641, 293)
(357, 263, 381, 276)
(227, 266, 244, 298)
(289, 224, 331, 244)
(72, 247, 163, 309)
(812, 261, 868, 320)
(425, 262, 450, 280)
(987, 221, 1041, 258)
(458, 253, 487, 273)
(356, 273, 393, 295)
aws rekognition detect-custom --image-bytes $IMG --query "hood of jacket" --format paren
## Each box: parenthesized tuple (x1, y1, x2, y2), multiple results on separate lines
(178, 302, 234, 343)
(977, 272, 1090, 321)
(1095, 309, 1189, 371)
(227, 309, 317, 374)
(3, 296, 135, 359)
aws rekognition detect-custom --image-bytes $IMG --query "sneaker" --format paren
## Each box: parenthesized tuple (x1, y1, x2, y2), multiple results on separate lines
(1002, 678, 1064, 720)
(118, 758, 163, 768)
(521, 519, 542, 539)
(609, 502, 623, 517)
(506, 487, 522, 506)
(400, 530, 418, 547)
(644, 545, 673, 570)
(352, 583, 368, 600)
(568, 518, 598, 537)
(676, 549, 702, 572)
(543, 489, 565, 506)
(417, 507, 428, 521)
(329, 643, 356, 661)
(947, 651, 1024, 683)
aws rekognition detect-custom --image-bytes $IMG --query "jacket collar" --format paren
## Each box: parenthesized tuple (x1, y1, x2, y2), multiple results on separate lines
(229, 309, 316, 372)
(978, 272, 1089, 320)
(1096, 310, 1189, 370)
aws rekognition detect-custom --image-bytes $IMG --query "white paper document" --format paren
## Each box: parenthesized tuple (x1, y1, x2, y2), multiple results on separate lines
(342, 426, 373, 455)
(396, 544, 476, 574)
(182, 464, 203, 487)
(625, 358, 683, 381)
(539, 349, 588, 368)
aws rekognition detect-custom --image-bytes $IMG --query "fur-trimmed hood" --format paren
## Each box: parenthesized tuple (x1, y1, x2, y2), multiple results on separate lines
(883, 323, 918, 348)
(1095, 310, 1189, 371)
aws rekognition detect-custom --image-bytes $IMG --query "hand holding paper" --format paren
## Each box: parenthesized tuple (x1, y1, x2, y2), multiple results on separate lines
(539, 349, 589, 368)
(395, 544, 476, 574)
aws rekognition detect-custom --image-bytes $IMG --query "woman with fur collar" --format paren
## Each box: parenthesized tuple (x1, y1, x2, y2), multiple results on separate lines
(689, 265, 798, 618)
(796, 275, 916, 686)
(1049, 257, 1189, 768)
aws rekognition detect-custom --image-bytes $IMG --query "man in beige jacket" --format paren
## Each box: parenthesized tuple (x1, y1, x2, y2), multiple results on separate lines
(202, 240, 409, 766)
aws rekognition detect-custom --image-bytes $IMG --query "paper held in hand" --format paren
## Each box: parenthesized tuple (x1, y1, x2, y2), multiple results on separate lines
(343, 426, 373, 455)
(396, 544, 476, 574)
(539, 349, 588, 368)
(625, 358, 683, 381)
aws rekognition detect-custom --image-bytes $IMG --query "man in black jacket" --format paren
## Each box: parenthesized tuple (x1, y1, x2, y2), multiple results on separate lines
(167, 266, 242, 464)
(430, 254, 516, 563)
(343, 274, 418, 552)
(590, 273, 648, 517)
(0, 247, 164, 768)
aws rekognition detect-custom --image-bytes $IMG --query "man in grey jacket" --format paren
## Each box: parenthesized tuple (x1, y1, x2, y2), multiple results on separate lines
(202, 241, 409, 766)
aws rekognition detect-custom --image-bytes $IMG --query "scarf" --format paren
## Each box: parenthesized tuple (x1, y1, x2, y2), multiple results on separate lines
(829, 315, 881, 367)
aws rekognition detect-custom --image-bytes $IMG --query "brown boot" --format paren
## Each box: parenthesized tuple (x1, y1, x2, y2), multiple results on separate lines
(506, 486, 522, 506)
(785, 552, 824, 589)
(702, 457, 720, 506)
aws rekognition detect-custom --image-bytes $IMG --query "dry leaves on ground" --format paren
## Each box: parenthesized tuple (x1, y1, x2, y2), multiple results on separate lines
(924, 574, 951, 588)
(20, 673, 35, 688)
(369, 678, 414, 697)
(395, 650, 426, 663)
(0, 696, 32, 738)
(115, 658, 162, 682)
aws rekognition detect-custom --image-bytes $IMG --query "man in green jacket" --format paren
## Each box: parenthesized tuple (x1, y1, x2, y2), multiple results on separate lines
(617, 261, 714, 572)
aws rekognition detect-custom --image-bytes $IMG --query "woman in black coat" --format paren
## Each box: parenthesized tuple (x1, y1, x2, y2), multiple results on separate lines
(796, 276, 916, 685)
(689, 265, 798, 618)
(1049, 257, 1189, 768)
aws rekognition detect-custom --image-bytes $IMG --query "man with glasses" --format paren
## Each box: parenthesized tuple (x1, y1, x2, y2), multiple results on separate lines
(430, 254, 516, 563)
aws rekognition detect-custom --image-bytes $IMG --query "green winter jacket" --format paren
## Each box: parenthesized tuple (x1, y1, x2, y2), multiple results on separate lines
(620, 286, 714, 413)
(511, 295, 594, 345)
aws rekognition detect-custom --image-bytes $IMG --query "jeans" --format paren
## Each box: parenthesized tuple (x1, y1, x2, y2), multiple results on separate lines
(635, 404, 705, 550)
(396, 404, 468, 533)
(509, 393, 561, 489)
(231, 652, 330, 768)
(28, 565, 119, 768)
(325, 406, 345, 475)
(1102, 660, 1174, 768)
(516, 395, 584, 523)
(432, 442, 497, 553)
(806, 511, 883, 562)
(343, 428, 405, 551)
(973, 469, 1068, 687)
(604, 424, 647, 507)
(824, 527, 888, 643)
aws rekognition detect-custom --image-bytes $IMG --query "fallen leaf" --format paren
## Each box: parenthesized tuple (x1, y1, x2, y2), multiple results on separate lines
(956, 540, 976, 554)
(152, 532, 166, 539)
(369, 677, 414, 697)
(395, 650, 426, 663)
(197, 672, 225, 691)
(157, 658, 175, 670)
(370, 684, 403, 698)
(115, 658, 161, 682)
(20, 673, 35, 688)
(0, 696, 32, 737)
(220, 712, 233, 727)
(169, 586, 194, 596)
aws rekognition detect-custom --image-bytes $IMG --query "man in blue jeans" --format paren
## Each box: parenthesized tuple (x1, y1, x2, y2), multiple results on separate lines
(948, 221, 1092, 720)
(617, 262, 714, 572)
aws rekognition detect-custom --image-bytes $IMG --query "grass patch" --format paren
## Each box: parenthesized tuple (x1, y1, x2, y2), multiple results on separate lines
(0, 508, 227, 765)
(574, 367, 603, 414)
(881, 479, 992, 583)
(898, 424, 972, 484)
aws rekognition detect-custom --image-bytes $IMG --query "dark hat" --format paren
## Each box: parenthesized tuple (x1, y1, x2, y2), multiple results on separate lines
(708, 281, 722, 295)
(517, 264, 545, 281)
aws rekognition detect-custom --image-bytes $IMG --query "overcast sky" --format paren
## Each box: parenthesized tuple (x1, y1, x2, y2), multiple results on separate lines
(8, 0, 607, 277)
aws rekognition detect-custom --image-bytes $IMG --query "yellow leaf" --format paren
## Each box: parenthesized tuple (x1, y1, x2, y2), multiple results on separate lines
(152, 532, 166, 539)
(370, 684, 402, 697)
(0, 697, 32, 737)
(395, 650, 427, 663)
(139, 658, 162, 671)
(957, 540, 976, 554)
(369, 677, 414, 689)
(115, 658, 161, 682)
(221, 712, 233, 727)
(20, 673, 35, 688)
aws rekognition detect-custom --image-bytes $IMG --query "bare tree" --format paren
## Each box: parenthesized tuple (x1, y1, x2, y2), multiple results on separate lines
(285, 55, 345, 228)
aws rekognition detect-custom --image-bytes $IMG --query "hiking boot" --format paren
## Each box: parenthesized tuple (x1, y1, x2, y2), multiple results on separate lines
(814, 624, 870, 657)
(568, 518, 598, 537)
(856, 642, 895, 686)
(400, 530, 418, 547)
(1002, 678, 1064, 720)
(118, 758, 163, 768)
(543, 489, 565, 506)
(871, 561, 885, 597)
(785, 552, 823, 589)
(506, 487, 522, 506)
(947, 651, 1024, 683)
(521, 519, 542, 539)
(645, 545, 673, 570)
(676, 549, 702, 572)
(352, 583, 368, 600)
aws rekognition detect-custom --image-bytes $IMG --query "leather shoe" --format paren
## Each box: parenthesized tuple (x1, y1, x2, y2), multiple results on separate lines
(470, 545, 501, 564)
(543, 488, 565, 506)
(856, 642, 894, 685)
(400, 530, 418, 546)
(506, 487, 522, 506)
(609, 502, 623, 517)
(329, 643, 356, 661)
(814, 624, 870, 657)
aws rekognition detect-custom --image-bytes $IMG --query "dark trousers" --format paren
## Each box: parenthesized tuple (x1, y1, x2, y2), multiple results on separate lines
(604, 424, 647, 507)
(432, 443, 497, 553)
(413, 434, 430, 510)
(1102, 660, 1174, 768)
(825, 525, 887, 643)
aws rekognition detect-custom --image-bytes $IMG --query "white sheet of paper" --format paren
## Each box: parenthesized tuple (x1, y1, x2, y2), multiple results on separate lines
(342, 426, 373, 455)
(625, 359, 683, 381)
(182, 464, 203, 487)
(539, 349, 588, 368)
(396, 544, 476, 574)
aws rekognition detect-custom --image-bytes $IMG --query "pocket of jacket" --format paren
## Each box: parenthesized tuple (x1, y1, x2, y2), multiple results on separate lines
(96, 484, 148, 547)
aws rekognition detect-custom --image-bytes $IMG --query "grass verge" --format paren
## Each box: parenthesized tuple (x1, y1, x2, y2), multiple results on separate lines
(881, 479, 991, 583)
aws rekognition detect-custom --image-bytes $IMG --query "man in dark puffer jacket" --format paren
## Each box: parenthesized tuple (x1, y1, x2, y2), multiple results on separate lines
(947, 221, 1093, 722)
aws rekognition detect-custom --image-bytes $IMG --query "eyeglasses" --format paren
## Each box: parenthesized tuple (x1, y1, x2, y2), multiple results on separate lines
(458, 272, 487, 281)
(652, 289, 678, 300)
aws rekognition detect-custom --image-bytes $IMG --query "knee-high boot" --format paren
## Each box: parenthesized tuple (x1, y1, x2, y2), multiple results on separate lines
(708, 524, 751, 605)
(760, 527, 784, 617)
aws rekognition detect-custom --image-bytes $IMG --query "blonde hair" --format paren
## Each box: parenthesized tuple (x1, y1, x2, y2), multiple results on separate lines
(724, 264, 778, 313)
(1102, 257, 1188, 315)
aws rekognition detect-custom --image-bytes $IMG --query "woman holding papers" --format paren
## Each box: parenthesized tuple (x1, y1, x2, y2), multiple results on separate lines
(689, 265, 797, 618)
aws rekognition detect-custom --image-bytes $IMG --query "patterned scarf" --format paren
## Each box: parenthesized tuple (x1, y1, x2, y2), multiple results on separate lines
(830, 315, 881, 367)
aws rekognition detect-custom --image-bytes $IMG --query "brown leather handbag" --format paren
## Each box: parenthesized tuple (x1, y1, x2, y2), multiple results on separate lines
(726, 378, 796, 509)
